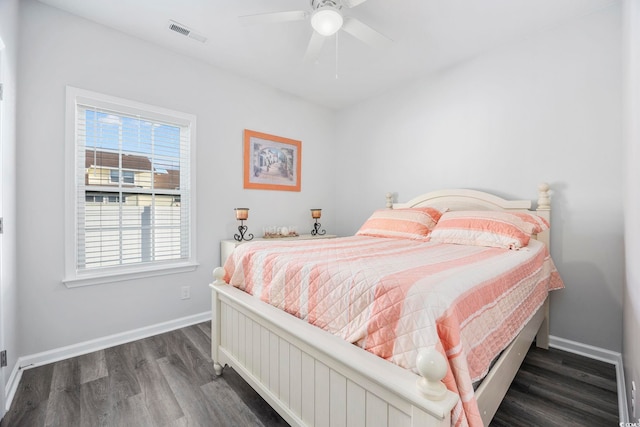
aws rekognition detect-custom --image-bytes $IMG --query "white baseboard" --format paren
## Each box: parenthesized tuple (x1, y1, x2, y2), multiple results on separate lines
(4, 360, 22, 415)
(549, 335, 627, 423)
(5, 311, 211, 412)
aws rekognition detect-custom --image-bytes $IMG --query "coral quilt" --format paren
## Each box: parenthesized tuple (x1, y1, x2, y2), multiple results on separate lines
(224, 236, 563, 426)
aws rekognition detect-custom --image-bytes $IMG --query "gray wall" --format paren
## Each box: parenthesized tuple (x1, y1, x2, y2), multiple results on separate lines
(623, 0, 640, 421)
(16, 0, 336, 357)
(334, 5, 623, 352)
(0, 0, 20, 417)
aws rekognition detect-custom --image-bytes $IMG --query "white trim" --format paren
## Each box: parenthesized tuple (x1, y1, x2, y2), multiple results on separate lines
(0, 41, 6, 421)
(549, 335, 622, 364)
(63, 261, 199, 288)
(4, 311, 210, 412)
(64, 86, 197, 287)
(4, 359, 21, 413)
(549, 335, 628, 423)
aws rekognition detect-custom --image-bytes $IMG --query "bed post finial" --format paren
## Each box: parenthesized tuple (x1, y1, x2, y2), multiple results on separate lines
(415, 347, 448, 401)
(537, 183, 551, 211)
(386, 192, 393, 209)
(212, 267, 227, 287)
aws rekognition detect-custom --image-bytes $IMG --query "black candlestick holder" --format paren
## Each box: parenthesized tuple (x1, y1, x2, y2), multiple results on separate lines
(234, 220, 254, 242)
(311, 219, 326, 236)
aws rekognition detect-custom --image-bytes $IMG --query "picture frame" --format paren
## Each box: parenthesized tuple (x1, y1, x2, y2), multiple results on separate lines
(243, 129, 301, 192)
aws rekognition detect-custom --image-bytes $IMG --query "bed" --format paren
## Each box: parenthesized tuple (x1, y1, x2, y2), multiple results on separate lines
(209, 184, 562, 427)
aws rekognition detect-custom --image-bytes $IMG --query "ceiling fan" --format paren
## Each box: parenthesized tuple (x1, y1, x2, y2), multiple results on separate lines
(239, 0, 392, 63)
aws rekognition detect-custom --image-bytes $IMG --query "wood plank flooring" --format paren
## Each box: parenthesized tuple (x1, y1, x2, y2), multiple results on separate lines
(1, 322, 618, 427)
(1, 322, 288, 427)
(490, 345, 619, 426)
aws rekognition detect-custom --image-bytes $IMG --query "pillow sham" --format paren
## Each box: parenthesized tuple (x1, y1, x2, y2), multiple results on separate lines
(511, 212, 550, 234)
(429, 210, 538, 249)
(356, 207, 445, 240)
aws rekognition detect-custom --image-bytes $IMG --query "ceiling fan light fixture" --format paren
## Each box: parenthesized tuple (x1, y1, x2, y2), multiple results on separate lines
(311, 6, 343, 36)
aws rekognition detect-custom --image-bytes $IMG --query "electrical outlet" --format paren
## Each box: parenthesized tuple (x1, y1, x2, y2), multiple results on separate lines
(181, 286, 190, 300)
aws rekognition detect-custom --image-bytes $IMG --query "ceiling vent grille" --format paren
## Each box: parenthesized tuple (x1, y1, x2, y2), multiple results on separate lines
(168, 20, 207, 43)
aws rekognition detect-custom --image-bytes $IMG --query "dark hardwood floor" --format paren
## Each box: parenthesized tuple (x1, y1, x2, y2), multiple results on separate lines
(1, 322, 288, 427)
(1, 322, 618, 427)
(490, 345, 619, 427)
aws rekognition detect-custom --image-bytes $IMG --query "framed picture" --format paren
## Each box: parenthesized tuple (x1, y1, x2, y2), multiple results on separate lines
(243, 129, 301, 192)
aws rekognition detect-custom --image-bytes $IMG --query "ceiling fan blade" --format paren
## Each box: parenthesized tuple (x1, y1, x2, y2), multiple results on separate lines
(303, 31, 325, 63)
(343, 0, 369, 8)
(342, 17, 392, 48)
(239, 10, 307, 25)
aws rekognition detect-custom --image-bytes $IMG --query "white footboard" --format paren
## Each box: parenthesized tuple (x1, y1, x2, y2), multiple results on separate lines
(210, 269, 458, 427)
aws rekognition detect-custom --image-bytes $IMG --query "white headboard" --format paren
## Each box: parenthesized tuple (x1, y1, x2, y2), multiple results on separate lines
(386, 183, 551, 247)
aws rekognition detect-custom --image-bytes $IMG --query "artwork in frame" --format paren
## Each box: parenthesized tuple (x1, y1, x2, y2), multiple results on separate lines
(243, 129, 301, 192)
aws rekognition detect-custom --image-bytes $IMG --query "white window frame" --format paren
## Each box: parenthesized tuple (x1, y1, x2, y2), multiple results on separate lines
(64, 86, 197, 287)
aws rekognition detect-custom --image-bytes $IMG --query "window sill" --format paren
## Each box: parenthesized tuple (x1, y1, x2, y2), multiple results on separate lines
(63, 261, 199, 288)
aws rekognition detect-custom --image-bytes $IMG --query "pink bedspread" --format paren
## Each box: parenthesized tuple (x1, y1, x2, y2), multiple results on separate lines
(224, 236, 563, 427)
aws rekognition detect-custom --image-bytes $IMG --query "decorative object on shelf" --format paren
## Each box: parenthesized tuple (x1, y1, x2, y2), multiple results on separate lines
(234, 208, 254, 242)
(310, 209, 326, 236)
(263, 226, 300, 239)
(244, 129, 302, 192)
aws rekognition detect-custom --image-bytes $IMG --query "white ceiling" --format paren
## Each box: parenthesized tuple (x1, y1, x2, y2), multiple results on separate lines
(38, 0, 617, 109)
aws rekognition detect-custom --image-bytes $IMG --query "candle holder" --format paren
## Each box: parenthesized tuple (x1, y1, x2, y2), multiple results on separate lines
(234, 208, 254, 242)
(310, 209, 326, 236)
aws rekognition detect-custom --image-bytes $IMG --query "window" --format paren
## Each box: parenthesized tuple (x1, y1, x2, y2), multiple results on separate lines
(109, 170, 135, 184)
(65, 87, 197, 286)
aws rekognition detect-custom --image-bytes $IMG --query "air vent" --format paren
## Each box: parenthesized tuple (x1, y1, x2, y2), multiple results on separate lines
(168, 20, 207, 43)
(169, 21, 190, 36)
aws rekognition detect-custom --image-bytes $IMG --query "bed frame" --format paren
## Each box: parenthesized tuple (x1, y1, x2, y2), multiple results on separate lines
(209, 183, 553, 427)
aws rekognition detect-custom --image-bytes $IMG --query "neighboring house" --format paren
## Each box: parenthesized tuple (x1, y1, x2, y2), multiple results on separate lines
(85, 149, 181, 206)
(82, 149, 184, 269)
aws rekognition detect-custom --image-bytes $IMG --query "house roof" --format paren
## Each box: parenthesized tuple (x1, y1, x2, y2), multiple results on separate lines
(85, 150, 152, 172)
(154, 169, 180, 190)
(85, 149, 180, 190)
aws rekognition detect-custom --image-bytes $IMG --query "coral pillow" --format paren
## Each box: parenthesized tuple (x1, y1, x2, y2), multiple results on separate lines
(429, 211, 537, 249)
(511, 212, 550, 234)
(356, 207, 445, 240)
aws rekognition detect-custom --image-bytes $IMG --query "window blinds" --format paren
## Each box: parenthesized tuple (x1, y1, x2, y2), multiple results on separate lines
(75, 102, 191, 272)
